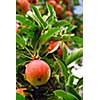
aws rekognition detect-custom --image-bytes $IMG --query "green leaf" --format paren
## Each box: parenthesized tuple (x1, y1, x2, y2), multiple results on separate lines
(16, 14, 35, 27)
(76, 77, 83, 87)
(16, 34, 25, 47)
(66, 48, 83, 65)
(67, 75, 74, 86)
(74, 0, 80, 5)
(67, 25, 77, 32)
(54, 55, 68, 83)
(47, 4, 56, 17)
(72, 36, 83, 47)
(62, 46, 68, 61)
(46, 4, 57, 25)
(53, 20, 70, 27)
(32, 5, 47, 28)
(54, 90, 78, 100)
(66, 86, 82, 100)
(39, 27, 60, 45)
(16, 93, 25, 100)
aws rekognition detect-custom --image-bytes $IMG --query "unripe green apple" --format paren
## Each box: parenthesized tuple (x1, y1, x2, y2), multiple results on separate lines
(25, 60, 51, 87)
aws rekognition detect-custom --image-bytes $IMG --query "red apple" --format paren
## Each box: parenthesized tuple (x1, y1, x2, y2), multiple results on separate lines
(65, 10, 73, 16)
(55, 4, 63, 14)
(25, 60, 51, 86)
(17, 0, 31, 14)
(48, 0, 57, 7)
(48, 41, 61, 53)
(48, 41, 68, 57)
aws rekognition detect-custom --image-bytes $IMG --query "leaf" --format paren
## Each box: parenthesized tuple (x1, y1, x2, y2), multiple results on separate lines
(47, 4, 56, 17)
(67, 25, 77, 32)
(16, 14, 35, 27)
(54, 90, 78, 100)
(66, 86, 82, 100)
(72, 36, 83, 47)
(66, 48, 83, 65)
(16, 34, 25, 47)
(46, 4, 57, 25)
(16, 93, 25, 100)
(62, 46, 68, 61)
(54, 55, 68, 83)
(32, 5, 47, 28)
(67, 75, 74, 86)
(53, 20, 70, 27)
(74, 0, 80, 5)
(39, 27, 60, 45)
(76, 77, 83, 87)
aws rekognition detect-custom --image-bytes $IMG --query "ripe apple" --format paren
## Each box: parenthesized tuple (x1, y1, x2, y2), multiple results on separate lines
(55, 4, 63, 14)
(48, 41, 61, 53)
(48, 40, 68, 57)
(16, 88, 28, 97)
(65, 10, 73, 16)
(16, 0, 31, 14)
(25, 60, 51, 87)
(48, 0, 57, 7)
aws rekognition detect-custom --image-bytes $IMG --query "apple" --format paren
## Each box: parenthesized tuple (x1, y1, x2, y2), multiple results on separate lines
(17, 0, 31, 14)
(48, 40, 68, 57)
(55, 4, 63, 14)
(65, 10, 73, 16)
(25, 60, 51, 87)
(48, 41, 61, 53)
(16, 88, 28, 97)
(48, 0, 57, 7)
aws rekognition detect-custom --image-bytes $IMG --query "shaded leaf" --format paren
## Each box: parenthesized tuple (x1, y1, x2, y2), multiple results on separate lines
(77, 77, 83, 87)
(54, 55, 68, 83)
(66, 85, 82, 100)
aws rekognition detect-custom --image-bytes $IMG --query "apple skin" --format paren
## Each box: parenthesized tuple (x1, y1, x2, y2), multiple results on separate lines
(25, 60, 51, 87)
(16, 88, 28, 97)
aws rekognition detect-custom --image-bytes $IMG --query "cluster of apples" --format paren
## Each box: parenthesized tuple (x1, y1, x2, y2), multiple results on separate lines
(48, 0, 73, 18)
(16, 0, 73, 17)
